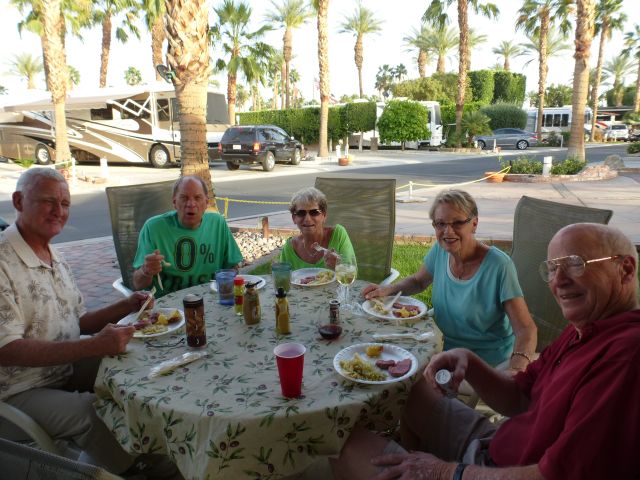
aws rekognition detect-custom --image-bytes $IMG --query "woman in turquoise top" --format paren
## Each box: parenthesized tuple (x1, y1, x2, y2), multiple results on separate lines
(363, 189, 536, 371)
(279, 187, 356, 270)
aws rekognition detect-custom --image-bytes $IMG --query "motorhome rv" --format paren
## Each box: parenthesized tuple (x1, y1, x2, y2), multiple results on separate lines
(0, 84, 229, 168)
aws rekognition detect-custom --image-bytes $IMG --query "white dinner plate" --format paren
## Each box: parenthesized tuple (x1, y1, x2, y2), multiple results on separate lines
(361, 296, 427, 322)
(118, 308, 185, 338)
(333, 343, 418, 385)
(291, 268, 336, 287)
(210, 274, 266, 292)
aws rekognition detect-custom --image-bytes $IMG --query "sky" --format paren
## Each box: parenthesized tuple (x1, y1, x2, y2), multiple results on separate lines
(0, 0, 636, 105)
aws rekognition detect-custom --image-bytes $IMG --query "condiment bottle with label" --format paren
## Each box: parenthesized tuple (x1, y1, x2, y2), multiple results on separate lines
(275, 287, 291, 334)
(233, 276, 245, 316)
(183, 293, 206, 348)
(243, 282, 261, 325)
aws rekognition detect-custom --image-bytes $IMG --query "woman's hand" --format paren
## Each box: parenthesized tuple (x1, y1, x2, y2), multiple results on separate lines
(127, 291, 154, 314)
(362, 284, 395, 299)
(324, 248, 340, 269)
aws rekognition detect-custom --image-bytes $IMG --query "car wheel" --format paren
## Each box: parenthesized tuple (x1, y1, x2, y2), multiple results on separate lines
(477, 140, 486, 150)
(262, 151, 275, 172)
(516, 140, 529, 150)
(290, 148, 301, 165)
(226, 161, 240, 170)
(35, 144, 52, 165)
(149, 144, 170, 168)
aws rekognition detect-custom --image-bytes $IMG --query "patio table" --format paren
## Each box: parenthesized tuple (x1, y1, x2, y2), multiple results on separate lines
(94, 278, 441, 479)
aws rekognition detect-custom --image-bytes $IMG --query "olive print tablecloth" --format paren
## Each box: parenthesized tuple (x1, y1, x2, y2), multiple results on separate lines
(94, 279, 441, 479)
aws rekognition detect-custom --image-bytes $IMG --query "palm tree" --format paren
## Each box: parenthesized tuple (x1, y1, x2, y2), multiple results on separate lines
(522, 29, 572, 68)
(289, 68, 300, 105)
(315, 0, 330, 158)
(236, 84, 249, 111)
(67, 64, 80, 89)
(264, 0, 312, 109)
(403, 24, 431, 78)
(624, 25, 640, 112)
(140, 0, 165, 81)
(213, 0, 273, 124)
(602, 54, 635, 106)
(338, 1, 383, 98)
(492, 40, 525, 71)
(424, 0, 499, 141)
(517, 0, 573, 140)
(425, 25, 458, 74)
(375, 64, 394, 99)
(93, 0, 140, 88)
(165, 0, 213, 204)
(265, 49, 284, 109)
(589, 0, 626, 140)
(466, 27, 487, 69)
(567, 0, 596, 161)
(393, 64, 408, 82)
(124, 66, 142, 85)
(7, 53, 43, 89)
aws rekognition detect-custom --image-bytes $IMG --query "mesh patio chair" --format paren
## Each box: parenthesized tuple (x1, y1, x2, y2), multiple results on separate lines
(510, 196, 613, 351)
(106, 180, 175, 296)
(314, 177, 398, 284)
(0, 437, 121, 480)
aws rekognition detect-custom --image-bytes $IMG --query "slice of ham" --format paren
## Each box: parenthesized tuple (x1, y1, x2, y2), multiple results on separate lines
(375, 359, 396, 370)
(388, 358, 412, 377)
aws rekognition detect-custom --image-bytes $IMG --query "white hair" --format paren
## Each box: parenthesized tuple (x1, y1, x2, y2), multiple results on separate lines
(16, 167, 67, 196)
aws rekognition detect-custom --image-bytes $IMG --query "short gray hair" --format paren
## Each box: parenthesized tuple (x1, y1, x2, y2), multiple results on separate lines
(16, 168, 67, 196)
(429, 189, 478, 220)
(173, 175, 208, 198)
(289, 187, 327, 214)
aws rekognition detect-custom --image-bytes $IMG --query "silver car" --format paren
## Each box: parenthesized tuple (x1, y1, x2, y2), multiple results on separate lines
(475, 128, 538, 150)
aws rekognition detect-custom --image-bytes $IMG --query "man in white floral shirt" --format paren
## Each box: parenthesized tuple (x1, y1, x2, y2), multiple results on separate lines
(0, 168, 173, 477)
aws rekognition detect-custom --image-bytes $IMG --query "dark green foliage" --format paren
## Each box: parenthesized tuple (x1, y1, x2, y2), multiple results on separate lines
(627, 142, 640, 154)
(544, 84, 573, 107)
(500, 155, 543, 174)
(343, 102, 376, 133)
(392, 78, 446, 102)
(468, 70, 495, 104)
(377, 100, 430, 147)
(605, 85, 635, 107)
(461, 111, 492, 144)
(493, 71, 526, 104)
(480, 103, 527, 130)
(550, 157, 585, 175)
(440, 101, 484, 127)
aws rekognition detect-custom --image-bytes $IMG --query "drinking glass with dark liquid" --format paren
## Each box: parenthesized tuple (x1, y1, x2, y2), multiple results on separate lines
(317, 300, 342, 340)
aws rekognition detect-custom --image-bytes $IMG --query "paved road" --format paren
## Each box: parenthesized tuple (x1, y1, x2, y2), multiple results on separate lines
(0, 143, 628, 243)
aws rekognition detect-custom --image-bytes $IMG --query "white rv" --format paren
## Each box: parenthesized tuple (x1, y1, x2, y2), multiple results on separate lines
(348, 100, 444, 149)
(525, 105, 593, 135)
(0, 84, 229, 168)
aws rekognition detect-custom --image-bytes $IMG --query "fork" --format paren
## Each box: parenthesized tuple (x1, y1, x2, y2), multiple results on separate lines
(312, 242, 341, 260)
(372, 331, 435, 342)
(135, 286, 156, 320)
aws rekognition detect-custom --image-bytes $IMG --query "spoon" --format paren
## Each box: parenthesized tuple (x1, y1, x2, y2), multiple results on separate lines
(372, 331, 435, 342)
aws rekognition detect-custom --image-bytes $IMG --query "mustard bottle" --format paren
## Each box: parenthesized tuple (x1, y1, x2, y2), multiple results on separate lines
(243, 282, 261, 325)
(275, 287, 291, 334)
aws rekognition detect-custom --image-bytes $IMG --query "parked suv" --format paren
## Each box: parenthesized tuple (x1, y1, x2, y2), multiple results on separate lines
(604, 124, 629, 142)
(217, 125, 303, 171)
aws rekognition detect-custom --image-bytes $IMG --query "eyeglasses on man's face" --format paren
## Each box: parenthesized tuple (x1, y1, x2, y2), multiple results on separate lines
(432, 217, 473, 231)
(538, 254, 622, 283)
(293, 209, 323, 218)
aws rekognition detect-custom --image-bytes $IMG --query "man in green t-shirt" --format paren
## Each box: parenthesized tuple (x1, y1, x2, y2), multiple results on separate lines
(132, 176, 243, 297)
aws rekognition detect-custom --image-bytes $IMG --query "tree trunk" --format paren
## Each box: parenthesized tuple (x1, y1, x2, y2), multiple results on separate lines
(272, 72, 279, 110)
(437, 54, 445, 74)
(504, 57, 510, 71)
(317, 0, 330, 158)
(284, 28, 292, 109)
(418, 49, 427, 78)
(567, 0, 596, 161)
(455, 0, 469, 144)
(280, 61, 286, 109)
(634, 61, 640, 113)
(165, 0, 215, 209)
(355, 34, 364, 98)
(41, 0, 71, 165)
(227, 72, 236, 124)
(152, 15, 165, 81)
(536, 14, 550, 141)
(99, 13, 112, 88)
(589, 20, 607, 142)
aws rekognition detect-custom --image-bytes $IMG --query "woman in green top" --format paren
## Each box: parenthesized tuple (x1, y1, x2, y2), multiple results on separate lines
(279, 187, 356, 270)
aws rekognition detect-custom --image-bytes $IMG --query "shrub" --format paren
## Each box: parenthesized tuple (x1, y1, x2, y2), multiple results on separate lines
(461, 111, 492, 144)
(440, 101, 484, 127)
(377, 100, 430, 148)
(550, 156, 585, 175)
(480, 103, 526, 130)
(493, 71, 526, 104)
(468, 70, 495, 104)
(500, 155, 543, 174)
(627, 142, 640, 154)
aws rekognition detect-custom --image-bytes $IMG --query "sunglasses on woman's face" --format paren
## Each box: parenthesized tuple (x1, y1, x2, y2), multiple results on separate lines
(293, 209, 323, 218)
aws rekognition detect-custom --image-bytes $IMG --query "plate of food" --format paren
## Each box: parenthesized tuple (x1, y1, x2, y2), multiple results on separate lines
(210, 274, 266, 292)
(118, 308, 185, 338)
(333, 343, 418, 385)
(291, 268, 336, 287)
(361, 296, 427, 322)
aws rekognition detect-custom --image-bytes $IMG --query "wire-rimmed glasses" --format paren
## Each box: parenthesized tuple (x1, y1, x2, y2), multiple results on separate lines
(538, 254, 621, 283)
(431, 217, 473, 231)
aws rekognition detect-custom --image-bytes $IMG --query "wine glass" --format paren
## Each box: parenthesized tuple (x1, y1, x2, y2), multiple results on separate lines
(335, 256, 357, 311)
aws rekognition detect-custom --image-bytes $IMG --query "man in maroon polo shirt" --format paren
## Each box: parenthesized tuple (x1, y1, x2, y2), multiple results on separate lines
(333, 223, 640, 480)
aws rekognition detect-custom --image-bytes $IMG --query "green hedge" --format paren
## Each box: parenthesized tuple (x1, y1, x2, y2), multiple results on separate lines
(469, 70, 495, 104)
(440, 101, 484, 127)
(493, 71, 526, 104)
(480, 103, 527, 130)
(627, 142, 640, 154)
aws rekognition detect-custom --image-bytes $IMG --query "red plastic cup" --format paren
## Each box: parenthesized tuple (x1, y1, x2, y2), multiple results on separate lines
(274, 342, 306, 398)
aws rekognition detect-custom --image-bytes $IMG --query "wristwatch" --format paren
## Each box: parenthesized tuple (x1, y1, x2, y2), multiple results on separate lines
(453, 463, 468, 480)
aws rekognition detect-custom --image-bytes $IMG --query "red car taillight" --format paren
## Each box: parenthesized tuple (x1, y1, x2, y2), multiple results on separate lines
(217, 143, 222, 153)
(253, 142, 261, 152)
